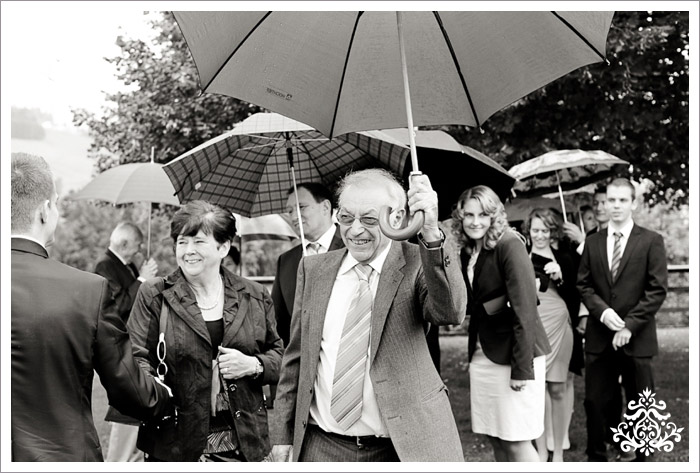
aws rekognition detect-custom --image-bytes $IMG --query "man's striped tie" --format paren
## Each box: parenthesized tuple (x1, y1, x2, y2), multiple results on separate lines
(331, 264, 373, 430)
(611, 232, 623, 280)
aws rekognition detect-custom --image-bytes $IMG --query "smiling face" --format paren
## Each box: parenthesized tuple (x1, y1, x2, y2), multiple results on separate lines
(460, 198, 491, 244)
(529, 216, 552, 250)
(337, 184, 396, 264)
(175, 229, 229, 280)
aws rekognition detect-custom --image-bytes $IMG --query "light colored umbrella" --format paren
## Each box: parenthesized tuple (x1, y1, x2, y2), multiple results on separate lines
(509, 149, 628, 223)
(234, 213, 298, 240)
(173, 11, 614, 239)
(163, 112, 410, 254)
(70, 153, 179, 258)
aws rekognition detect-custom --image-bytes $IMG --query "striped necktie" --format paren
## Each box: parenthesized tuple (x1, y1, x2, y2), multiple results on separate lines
(611, 232, 623, 280)
(331, 264, 373, 430)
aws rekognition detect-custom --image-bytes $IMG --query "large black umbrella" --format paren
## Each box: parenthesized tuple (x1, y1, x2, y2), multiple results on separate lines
(381, 129, 515, 220)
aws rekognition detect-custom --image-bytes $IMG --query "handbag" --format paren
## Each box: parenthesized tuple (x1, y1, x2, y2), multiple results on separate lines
(141, 297, 178, 431)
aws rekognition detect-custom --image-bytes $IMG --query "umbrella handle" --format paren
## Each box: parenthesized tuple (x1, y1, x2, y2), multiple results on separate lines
(378, 207, 425, 241)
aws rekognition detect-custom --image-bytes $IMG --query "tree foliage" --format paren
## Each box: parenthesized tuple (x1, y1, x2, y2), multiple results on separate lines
(74, 11, 688, 206)
(443, 11, 689, 206)
(73, 12, 259, 170)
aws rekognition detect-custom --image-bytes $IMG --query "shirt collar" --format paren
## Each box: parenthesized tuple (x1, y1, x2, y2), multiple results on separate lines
(608, 218, 634, 238)
(108, 246, 130, 266)
(303, 223, 336, 251)
(11, 234, 47, 251)
(338, 241, 392, 277)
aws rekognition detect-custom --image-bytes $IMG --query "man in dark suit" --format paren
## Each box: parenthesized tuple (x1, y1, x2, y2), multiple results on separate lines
(95, 222, 158, 322)
(272, 182, 344, 347)
(577, 178, 668, 462)
(272, 169, 466, 462)
(11, 152, 172, 461)
(95, 222, 158, 462)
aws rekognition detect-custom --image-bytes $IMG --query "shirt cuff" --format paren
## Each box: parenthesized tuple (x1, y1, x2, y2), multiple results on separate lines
(137, 276, 146, 283)
(417, 229, 445, 249)
(601, 308, 614, 323)
(576, 241, 584, 255)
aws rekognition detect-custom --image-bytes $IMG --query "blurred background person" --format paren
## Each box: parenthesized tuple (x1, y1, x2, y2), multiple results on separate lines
(127, 200, 283, 461)
(222, 245, 241, 274)
(579, 205, 598, 234)
(523, 208, 581, 462)
(451, 185, 550, 462)
(11, 152, 172, 461)
(95, 222, 159, 462)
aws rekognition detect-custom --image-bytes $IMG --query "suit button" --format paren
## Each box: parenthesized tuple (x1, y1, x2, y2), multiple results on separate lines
(309, 388, 313, 394)
(302, 421, 307, 428)
(612, 293, 617, 299)
(229, 384, 237, 392)
(444, 256, 451, 267)
(235, 410, 241, 418)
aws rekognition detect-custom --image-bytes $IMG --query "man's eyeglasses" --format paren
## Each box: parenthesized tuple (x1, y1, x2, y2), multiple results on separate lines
(336, 212, 380, 228)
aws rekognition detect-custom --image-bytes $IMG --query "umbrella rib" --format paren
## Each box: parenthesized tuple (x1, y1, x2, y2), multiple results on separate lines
(202, 11, 274, 91)
(329, 11, 363, 138)
(550, 12, 610, 64)
(432, 12, 481, 129)
(296, 138, 326, 179)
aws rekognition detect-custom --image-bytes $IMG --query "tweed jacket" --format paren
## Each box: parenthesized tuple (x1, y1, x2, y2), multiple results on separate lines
(274, 240, 467, 461)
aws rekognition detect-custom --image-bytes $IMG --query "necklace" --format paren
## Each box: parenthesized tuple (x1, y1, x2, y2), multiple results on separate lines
(191, 276, 223, 311)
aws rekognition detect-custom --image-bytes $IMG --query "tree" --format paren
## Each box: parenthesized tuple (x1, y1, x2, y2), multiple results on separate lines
(73, 12, 259, 170)
(443, 11, 689, 206)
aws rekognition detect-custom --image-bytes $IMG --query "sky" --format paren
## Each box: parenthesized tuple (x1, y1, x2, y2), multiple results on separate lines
(2, 2, 157, 126)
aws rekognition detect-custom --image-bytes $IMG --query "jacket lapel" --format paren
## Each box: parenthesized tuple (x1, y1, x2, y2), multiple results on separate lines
(369, 242, 405, 365)
(221, 271, 249, 347)
(328, 226, 345, 251)
(162, 270, 211, 346)
(613, 224, 641, 284)
(306, 249, 346, 385)
(598, 231, 613, 287)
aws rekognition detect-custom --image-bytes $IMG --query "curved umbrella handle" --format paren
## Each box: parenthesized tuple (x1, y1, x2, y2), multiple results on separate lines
(378, 206, 425, 241)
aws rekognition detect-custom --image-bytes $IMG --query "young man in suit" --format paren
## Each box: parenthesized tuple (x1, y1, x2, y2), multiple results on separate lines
(577, 178, 668, 462)
(271, 182, 344, 347)
(272, 169, 466, 462)
(10, 153, 172, 461)
(95, 222, 158, 462)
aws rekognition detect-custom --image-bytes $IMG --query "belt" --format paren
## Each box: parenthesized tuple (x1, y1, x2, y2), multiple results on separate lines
(309, 424, 392, 450)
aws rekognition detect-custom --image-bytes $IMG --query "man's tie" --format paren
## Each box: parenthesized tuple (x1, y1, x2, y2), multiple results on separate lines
(306, 242, 321, 255)
(331, 264, 373, 430)
(610, 232, 623, 280)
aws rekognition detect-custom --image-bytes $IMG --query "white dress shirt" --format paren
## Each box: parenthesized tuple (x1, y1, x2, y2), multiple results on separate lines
(309, 242, 392, 437)
(302, 224, 336, 255)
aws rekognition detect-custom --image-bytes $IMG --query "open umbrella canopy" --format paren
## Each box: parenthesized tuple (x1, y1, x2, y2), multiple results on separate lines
(505, 196, 575, 222)
(70, 162, 179, 206)
(173, 11, 613, 138)
(509, 149, 629, 197)
(163, 112, 411, 217)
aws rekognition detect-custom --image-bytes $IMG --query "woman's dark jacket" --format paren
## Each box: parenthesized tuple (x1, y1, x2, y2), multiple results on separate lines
(127, 267, 284, 461)
(462, 229, 551, 380)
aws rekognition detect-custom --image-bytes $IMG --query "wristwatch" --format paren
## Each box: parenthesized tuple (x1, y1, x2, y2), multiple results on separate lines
(417, 229, 445, 249)
(252, 357, 264, 379)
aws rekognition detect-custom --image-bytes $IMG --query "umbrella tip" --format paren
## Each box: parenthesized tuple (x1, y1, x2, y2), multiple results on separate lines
(479, 127, 485, 134)
(604, 57, 611, 66)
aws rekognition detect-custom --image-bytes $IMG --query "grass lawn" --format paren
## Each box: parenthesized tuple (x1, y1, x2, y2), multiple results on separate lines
(92, 327, 689, 462)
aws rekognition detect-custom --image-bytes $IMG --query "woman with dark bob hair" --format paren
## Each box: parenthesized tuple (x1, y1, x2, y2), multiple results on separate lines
(523, 207, 581, 462)
(127, 200, 283, 461)
(451, 185, 550, 462)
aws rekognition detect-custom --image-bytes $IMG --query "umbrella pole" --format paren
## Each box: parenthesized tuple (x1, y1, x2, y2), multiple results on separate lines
(377, 12, 425, 240)
(147, 201, 152, 259)
(555, 170, 568, 224)
(286, 136, 307, 256)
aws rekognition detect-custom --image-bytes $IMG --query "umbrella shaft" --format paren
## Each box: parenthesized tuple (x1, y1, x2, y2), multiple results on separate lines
(397, 12, 419, 173)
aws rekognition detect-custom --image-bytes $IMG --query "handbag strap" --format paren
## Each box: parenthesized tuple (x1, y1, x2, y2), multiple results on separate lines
(156, 295, 169, 382)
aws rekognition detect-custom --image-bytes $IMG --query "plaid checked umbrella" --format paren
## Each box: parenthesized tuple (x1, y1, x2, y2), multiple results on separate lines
(163, 112, 410, 216)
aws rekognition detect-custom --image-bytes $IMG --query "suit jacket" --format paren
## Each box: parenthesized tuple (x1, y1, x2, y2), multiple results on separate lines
(274, 240, 467, 461)
(463, 229, 550, 380)
(94, 249, 141, 322)
(127, 267, 284, 461)
(271, 226, 344, 345)
(577, 224, 668, 356)
(11, 238, 171, 461)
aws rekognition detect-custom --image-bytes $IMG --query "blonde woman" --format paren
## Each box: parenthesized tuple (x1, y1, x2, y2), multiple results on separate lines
(451, 186, 550, 462)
